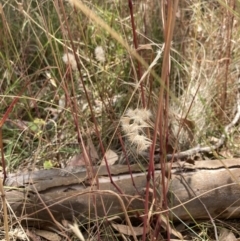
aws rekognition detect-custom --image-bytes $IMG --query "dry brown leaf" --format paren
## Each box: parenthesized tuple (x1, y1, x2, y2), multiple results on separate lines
(46, 71, 57, 88)
(137, 44, 153, 51)
(111, 223, 148, 236)
(68, 138, 99, 167)
(179, 117, 195, 141)
(219, 149, 234, 159)
(219, 228, 237, 241)
(68, 222, 85, 241)
(67, 153, 86, 167)
(87, 137, 99, 162)
(58, 94, 66, 111)
(35, 229, 61, 241)
(26, 229, 41, 241)
(100, 149, 118, 166)
(158, 215, 183, 240)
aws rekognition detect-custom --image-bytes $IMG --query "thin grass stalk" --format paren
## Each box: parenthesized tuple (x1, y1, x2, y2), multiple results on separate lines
(57, 3, 107, 236)
(32, 184, 71, 240)
(158, 2, 178, 240)
(0, 3, 19, 58)
(67, 0, 172, 112)
(128, 0, 145, 107)
(64, 0, 133, 195)
(0, 179, 9, 241)
(221, 0, 235, 115)
(142, 1, 179, 240)
(117, 134, 141, 194)
(59, 0, 105, 169)
(98, 96, 140, 193)
(157, 7, 170, 240)
(0, 81, 30, 182)
(0, 129, 7, 183)
(0, 3, 21, 183)
(58, 5, 125, 232)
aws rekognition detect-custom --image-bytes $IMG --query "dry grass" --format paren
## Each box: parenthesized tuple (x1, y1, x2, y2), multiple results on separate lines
(1, 0, 240, 240)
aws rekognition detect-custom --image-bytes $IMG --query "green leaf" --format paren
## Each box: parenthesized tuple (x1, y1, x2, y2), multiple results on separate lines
(43, 160, 53, 170)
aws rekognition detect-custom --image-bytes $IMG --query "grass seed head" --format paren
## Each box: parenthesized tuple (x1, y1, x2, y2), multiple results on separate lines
(95, 46, 106, 63)
(62, 53, 77, 70)
(121, 108, 152, 154)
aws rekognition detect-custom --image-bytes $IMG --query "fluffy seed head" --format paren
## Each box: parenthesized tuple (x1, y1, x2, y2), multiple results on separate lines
(94, 46, 105, 63)
(62, 53, 77, 70)
(120, 108, 152, 154)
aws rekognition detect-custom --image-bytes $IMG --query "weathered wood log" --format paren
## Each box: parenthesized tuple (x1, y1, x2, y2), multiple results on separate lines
(3, 159, 240, 226)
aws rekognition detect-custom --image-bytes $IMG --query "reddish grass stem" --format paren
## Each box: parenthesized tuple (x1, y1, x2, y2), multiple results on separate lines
(142, 1, 179, 240)
(128, 0, 146, 108)
(57, 0, 124, 195)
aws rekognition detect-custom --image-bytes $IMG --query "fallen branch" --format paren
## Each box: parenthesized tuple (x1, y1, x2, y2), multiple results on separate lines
(3, 159, 240, 226)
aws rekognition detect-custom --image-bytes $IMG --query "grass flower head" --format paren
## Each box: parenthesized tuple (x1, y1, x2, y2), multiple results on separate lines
(94, 46, 106, 63)
(120, 108, 152, 154)
(62, 53, 77, 70)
